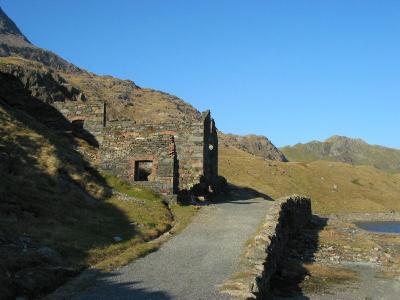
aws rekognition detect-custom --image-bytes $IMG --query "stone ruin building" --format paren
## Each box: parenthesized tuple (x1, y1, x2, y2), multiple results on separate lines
(53, 100, 219, 197)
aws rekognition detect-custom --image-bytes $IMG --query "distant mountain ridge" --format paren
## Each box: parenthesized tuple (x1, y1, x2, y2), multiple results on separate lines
(281, 135, 400, 173)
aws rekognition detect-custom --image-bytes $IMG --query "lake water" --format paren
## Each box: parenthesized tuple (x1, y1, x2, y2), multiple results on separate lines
(356, 221, 400, 233)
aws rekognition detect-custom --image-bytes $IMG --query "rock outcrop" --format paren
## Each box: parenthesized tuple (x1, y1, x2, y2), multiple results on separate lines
(219, 132, 287, 162)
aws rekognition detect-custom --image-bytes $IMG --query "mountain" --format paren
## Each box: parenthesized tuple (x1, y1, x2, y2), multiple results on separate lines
(281, 135, 400, 173)
(1, 6, 400, 298)
(219, 133, 287, 161)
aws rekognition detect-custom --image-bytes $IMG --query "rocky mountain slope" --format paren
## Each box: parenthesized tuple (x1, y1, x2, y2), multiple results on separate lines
(0, 7, 201, 124)
(281, 135, 400, 173)
(219, 132, 287, 161)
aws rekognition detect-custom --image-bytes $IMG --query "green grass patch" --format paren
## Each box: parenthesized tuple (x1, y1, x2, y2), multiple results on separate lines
(102, 172, 159, 201)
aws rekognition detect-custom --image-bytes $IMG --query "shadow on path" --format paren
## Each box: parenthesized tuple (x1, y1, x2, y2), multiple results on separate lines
(70, 272, 172, 300)
(269, 215, 328, 299)
(212, 183, 273, 205)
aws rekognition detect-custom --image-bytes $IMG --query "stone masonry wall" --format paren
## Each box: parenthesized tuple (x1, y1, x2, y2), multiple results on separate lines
(100, 132, 176, 194)
(102, 110, 218, 194)
(221, 195, 312, 299)
(52, 100, 105, 141)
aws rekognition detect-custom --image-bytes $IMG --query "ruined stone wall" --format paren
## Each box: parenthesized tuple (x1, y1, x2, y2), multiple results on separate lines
(100, 130, 176, 194)
(52, 100, 219, 195)
(221, 195, 312, 299)
(52, 100, 105, 140)
(103, 110, 218, 194)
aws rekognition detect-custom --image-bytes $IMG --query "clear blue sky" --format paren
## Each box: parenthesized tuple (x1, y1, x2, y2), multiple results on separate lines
(2, 0, 400, 148)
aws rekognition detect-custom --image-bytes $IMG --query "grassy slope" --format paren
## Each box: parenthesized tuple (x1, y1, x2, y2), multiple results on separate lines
(0, 101, 196, 298)
(219, 145, 400, 214)
(0, 100, 173, 261)
(281, 139, 400, 173)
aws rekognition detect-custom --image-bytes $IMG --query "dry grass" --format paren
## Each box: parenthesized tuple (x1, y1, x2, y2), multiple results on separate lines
(375, 269, 400, 279)
(219, 145, 400, 214)
(0, 56, 48, 70)
(318, 222, 376, 250)
(63, 72, 201, 124)
(301, 263, 359, 293)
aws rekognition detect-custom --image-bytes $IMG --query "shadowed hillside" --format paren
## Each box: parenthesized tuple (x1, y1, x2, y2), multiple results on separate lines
(281, 135, 400, 173)
(0, 75, 175, 299)
(219, 145, 400, 214)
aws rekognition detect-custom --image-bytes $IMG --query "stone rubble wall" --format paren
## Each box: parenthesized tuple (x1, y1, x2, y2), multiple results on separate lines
(221, 195, 312, 299)
(100, 132, 176, 194)
(52, 100, 105, 140)
(103, 110, 218, 193)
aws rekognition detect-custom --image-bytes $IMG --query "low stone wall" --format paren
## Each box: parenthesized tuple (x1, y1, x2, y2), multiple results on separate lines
(220, 195, 312, 299)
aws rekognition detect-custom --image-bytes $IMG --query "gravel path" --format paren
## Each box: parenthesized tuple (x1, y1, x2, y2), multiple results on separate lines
(73, 194, 272, 300)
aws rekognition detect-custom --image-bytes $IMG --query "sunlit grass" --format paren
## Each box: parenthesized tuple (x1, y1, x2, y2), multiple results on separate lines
(219, 145, 400, 214)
